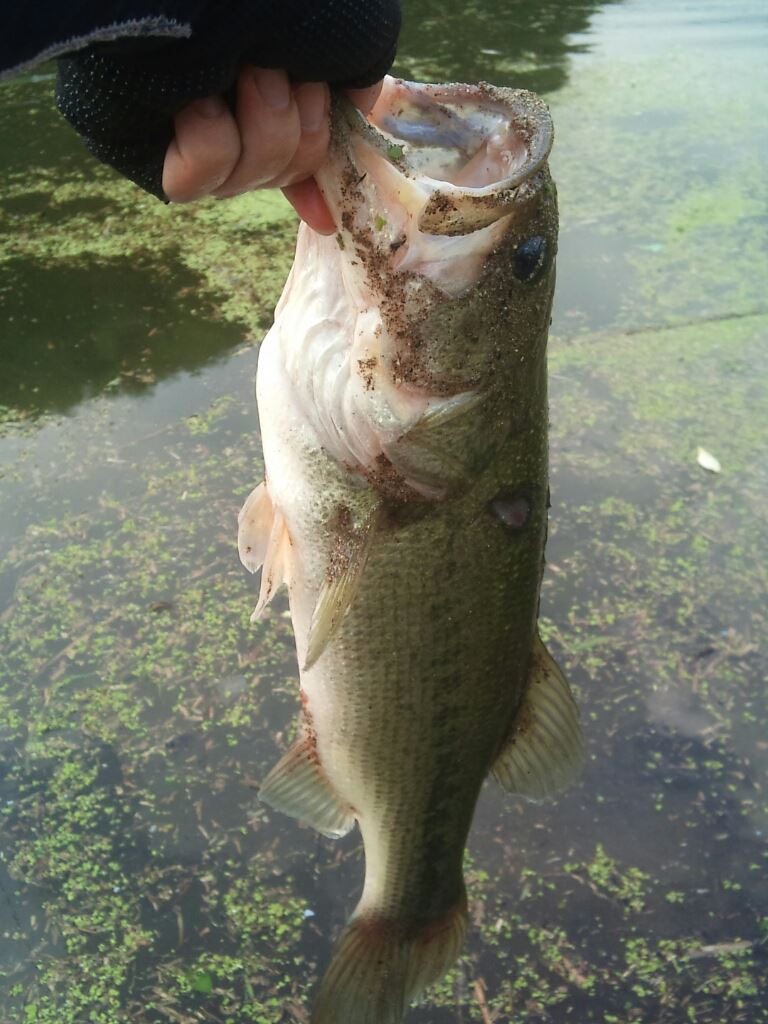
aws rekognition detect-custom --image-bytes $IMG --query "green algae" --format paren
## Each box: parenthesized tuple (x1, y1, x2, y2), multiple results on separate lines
(0, 382, 310, 1020)
(550, 313, 768, 475)
(549, 40, 768, 337)
(0, 406, 312, 1022)
(0, 170, 296, 343)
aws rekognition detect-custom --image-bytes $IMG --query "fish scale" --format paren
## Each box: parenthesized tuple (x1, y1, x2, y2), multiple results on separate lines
(238, 75, 583, 1024)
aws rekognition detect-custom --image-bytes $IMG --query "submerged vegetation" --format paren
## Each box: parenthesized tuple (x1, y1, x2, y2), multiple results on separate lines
(1, 1, 767, 1021)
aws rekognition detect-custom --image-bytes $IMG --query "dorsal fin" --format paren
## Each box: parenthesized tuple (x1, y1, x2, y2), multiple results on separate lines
(492, 634, 583, 800)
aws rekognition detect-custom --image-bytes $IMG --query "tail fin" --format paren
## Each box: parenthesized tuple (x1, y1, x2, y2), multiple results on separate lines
(311, 895, 467, 1024)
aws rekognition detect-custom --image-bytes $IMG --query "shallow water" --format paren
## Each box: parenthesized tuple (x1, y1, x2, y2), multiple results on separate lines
(1, 1, 767, 1021)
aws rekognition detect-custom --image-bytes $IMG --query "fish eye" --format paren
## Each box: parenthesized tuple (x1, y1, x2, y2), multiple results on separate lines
(513, 236, 547, 283)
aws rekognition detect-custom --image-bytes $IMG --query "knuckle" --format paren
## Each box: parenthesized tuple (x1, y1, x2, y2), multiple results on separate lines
(279, 127, 330, 187)
(164, 105, 241, 199)
(248, 116, 301, 186)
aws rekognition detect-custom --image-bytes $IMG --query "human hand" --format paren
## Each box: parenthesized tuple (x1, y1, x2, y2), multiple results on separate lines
(162, 67, 382, 234)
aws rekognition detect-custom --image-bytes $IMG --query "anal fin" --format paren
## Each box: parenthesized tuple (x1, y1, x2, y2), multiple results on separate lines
(237, 480, 292, 621)
(493, 634, 584, 800)
(260, 736, 356, 839)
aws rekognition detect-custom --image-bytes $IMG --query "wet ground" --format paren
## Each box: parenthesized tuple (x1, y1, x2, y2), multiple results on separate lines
(1, 0, 766, 1021)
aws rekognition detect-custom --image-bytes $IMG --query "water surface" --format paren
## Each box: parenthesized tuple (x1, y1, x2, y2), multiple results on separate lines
(1, 1, 766, 1022)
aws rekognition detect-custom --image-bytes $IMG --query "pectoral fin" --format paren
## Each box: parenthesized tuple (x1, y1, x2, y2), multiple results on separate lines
(384, 390, 494, 496)
(408, 390, 483, 436)
(260, 736, 356, 839)
(237, 480, 292, 621)
(401, 393, 483, 483)
(493, 634, 583, 800)
(304, 504, 380, 671)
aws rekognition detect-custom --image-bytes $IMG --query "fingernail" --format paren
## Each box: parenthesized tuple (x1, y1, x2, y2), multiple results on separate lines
(255, 68, 291, 110)
(296, 83, 328, 133)
(192, 95, 226, 118)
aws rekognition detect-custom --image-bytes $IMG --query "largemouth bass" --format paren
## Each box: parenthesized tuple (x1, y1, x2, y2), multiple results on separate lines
(239, 76, 582, 1024)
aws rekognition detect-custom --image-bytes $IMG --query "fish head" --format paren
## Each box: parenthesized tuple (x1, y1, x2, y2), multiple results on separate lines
(270, 78, 558, 501)
(317, 76, 558, 397)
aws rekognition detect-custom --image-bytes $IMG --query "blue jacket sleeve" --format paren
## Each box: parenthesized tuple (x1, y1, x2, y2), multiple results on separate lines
(1, 1, 400, 198)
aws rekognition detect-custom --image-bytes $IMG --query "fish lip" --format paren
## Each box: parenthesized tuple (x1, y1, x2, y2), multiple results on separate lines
(413, 83, 553, 236)
(335, 77, 554, 238)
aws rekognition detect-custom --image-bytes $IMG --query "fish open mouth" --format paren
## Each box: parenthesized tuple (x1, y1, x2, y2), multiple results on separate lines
(359, 77, 554, 236)
(320, 77, 554, 294)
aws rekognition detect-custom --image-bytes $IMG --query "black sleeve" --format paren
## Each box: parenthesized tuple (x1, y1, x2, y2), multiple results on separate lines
(1, 1, 400, 198)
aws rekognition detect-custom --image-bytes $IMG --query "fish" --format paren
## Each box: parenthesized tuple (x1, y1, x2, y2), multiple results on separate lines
(238, 75, 583, 1024)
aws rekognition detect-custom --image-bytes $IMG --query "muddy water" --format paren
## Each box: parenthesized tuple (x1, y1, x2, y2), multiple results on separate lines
(1, 1, 766, 1021)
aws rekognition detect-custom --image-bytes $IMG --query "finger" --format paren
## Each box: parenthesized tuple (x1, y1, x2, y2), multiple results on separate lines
(263, 81, 330, 190)
(280, 82, 376, 234)
(346, 80, 384, 116)
(282, 179, 336, 235)
(162, 96, 241, 202)
(213, 67, 304, 198)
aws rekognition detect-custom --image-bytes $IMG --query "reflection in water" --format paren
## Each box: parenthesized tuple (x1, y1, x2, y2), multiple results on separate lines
(237, 78, 577, 1021)
(0, 259, 241, 420)
(0, 74, 296, 423)
(1, 0, 767, 1021)
(395, 0, 619, 91)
